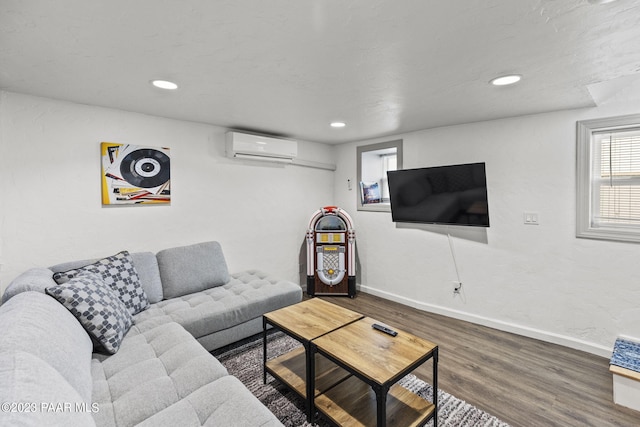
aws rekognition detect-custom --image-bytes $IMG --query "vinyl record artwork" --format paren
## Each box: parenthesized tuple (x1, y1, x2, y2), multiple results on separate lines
(101, 142, 171, 205)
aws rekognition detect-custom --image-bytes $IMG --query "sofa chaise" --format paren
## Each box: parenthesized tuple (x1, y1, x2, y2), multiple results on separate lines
(0, 241, 302, 426)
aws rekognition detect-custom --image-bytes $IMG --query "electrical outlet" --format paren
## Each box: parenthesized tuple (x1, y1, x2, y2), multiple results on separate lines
(452, 281, 462, 294)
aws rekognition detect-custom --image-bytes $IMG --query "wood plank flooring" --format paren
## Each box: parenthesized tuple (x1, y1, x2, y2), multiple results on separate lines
(316, 293, 640, 427)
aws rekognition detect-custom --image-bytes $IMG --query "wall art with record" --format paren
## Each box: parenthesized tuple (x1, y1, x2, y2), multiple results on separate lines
(101, 142, 171, 205)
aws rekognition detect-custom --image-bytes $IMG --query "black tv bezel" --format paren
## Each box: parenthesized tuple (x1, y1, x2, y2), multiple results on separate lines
(387, 162, 490, 227)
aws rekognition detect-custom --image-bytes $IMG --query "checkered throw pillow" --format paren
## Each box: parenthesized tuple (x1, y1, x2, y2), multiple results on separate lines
(53, 251, 149, 315)
(46, 271, 133, 354)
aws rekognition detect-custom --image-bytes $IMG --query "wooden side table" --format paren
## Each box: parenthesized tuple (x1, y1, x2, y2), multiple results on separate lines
(310, 317, 438, 427)
(263, 298, 363, 421)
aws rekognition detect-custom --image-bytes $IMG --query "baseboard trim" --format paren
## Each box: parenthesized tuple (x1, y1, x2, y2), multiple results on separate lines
(358, 285, 612, 358)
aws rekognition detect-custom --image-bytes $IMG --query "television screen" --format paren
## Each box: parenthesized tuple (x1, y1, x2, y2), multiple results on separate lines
(387, 162, 489, 227)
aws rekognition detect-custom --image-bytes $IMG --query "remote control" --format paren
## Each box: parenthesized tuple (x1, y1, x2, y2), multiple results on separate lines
(372, 323, 398, 337)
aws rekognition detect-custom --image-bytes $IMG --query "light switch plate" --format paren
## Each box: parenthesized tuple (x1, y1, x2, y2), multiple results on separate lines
(524, 212, 539, 225)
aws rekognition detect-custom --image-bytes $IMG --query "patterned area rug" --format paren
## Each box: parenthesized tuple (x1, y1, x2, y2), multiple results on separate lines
(213, 332, 511, 427)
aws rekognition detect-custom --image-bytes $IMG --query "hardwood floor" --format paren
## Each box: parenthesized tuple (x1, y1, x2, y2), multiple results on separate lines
(316, 293, 640, 427)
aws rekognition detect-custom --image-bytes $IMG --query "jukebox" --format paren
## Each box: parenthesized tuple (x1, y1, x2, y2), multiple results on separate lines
(306, 206, 356, 298)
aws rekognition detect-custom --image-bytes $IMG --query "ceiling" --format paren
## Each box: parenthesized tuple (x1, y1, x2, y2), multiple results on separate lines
(2, 0, 640, 144)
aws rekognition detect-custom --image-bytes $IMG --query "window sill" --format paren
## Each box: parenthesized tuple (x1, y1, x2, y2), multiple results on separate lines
(357, 203, 391, 212)
(577, 226, 640, 244)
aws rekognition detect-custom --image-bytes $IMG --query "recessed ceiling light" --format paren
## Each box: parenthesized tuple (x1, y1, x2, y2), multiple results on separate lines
(490, 75, 522, 86)
(330, 122, 346, 128)
(588, 0, 617, 4)
(151, 80, 178, 90)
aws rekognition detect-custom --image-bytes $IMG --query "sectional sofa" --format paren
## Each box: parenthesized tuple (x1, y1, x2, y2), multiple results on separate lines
(0, 241, 302, 426)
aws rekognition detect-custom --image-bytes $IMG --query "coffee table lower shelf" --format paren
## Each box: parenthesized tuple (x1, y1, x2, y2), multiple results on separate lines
(265, 347, 351, 399)
(267, 347, 435, 427)
(314, 375, 435, 427)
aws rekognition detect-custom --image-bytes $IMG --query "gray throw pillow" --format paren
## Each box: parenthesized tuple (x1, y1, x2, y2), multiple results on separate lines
(53, 250, 149, 315)
(46, 271, 133, 354)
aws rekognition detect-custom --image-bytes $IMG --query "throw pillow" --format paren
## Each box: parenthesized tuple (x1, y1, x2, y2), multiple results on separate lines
(53, 250, 149, 315)
(46, 271, 133, 354)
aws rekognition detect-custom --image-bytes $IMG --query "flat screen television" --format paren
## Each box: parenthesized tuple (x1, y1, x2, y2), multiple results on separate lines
(387, 162, 489, 227)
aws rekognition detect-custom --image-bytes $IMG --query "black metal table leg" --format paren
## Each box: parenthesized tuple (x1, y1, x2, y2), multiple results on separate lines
(262, 317, 268, 384)
(307, 341, 316, 423)
(374, 384, 388, 427)
(433, 347, 438, 427)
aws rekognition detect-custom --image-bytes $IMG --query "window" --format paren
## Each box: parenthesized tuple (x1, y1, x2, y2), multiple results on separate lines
(356, 140, 403, 212)
(577, 114, 640, 242)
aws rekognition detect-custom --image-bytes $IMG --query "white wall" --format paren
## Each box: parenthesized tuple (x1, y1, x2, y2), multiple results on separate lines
(0, 91, 335, 294)
(334, 103, 640, 357)
(3, 90, 639, 357)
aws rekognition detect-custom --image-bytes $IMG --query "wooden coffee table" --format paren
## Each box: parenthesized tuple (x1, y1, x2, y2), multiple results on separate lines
(311, 317, 438, 427)
(263, 298, 363, 420)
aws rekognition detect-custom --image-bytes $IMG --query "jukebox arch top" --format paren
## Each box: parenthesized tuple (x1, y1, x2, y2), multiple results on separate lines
(316, 216, 347, 231)
(306, 206, 356, 298)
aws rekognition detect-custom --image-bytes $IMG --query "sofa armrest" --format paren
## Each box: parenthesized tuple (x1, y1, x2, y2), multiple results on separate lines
(1, 268, 56, 304)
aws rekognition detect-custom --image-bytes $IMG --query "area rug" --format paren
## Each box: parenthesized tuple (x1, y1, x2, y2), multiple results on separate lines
(213, 332, 511, 427)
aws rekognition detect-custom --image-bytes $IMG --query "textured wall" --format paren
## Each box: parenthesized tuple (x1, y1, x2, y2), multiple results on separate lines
(0, 92, 334, 294)
(334, 104, 640, 357)
(3, 90, 640, 357)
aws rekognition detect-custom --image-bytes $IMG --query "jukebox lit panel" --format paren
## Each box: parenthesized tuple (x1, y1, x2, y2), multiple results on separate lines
(306, 206, 356, 298)
(315, 226, 346, 286)
(316, 232, 345, 244)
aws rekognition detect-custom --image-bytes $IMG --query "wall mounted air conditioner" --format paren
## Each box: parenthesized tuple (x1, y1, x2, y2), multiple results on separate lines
(226, 132, 298, 163)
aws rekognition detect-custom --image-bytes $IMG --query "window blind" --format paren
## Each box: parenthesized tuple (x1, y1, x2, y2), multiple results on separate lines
(380, 153, 397, 202)
(593, 128, 640, 226)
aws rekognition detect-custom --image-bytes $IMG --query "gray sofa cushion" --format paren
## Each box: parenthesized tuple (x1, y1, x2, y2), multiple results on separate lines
(46, 272, 133, 354)
(130, 252, 163, 303)
(135, 376, 283, 427)
(52, 250, 149, 315)
(91, 320, 229, 427)
(156, 241, 230, 299)
(0, 292, 93, 403)
(0, 351, 97, 427)
(133, 270, 302, 346)
(1, 267, 57, 304)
